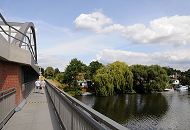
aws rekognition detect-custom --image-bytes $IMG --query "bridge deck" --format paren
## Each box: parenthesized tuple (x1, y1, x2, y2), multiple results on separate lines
(2, 88, 62, 130)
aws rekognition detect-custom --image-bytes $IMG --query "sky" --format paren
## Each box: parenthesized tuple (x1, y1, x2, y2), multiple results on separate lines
(1, 0, 190, 71)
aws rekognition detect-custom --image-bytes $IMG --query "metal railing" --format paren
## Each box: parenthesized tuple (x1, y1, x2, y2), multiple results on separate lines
(0, 13, 37, 62)
(22, 80, 35, 99)
(46, 81, 128, 130)
(0, 88, 16, 129)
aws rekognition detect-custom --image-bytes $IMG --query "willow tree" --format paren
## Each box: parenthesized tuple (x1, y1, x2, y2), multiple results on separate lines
(93, 61, 133, 96)
(94, 67, 114, 96)
(108, 61, 133, 93)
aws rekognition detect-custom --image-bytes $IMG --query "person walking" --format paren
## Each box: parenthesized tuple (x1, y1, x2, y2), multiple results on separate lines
(40, 80, 46, 94)
(35, 79, 41, 93)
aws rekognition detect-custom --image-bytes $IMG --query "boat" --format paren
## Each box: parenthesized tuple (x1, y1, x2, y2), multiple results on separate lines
(164, 88, 174, 92)
(81, 92, 93, 96)
(176, 85, 188, 91)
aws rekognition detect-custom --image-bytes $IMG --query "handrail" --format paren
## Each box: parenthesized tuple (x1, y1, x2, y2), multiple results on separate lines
(0, 13, 36, 62)
(0, 87, 16, 129)
(0, 88, 16, 100)
(46, 80, 128, 130)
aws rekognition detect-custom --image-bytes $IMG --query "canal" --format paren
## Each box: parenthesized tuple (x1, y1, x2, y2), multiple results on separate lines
(75, 91, 190, 130)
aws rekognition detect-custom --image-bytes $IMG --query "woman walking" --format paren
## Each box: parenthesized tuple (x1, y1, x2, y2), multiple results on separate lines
(40, 80, 46, 94)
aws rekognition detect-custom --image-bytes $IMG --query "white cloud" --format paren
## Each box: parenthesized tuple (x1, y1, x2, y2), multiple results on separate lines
(124, 16, 190, 45)
(96, 49, 190, 71)
(7, 12, 190, 71)
(74, 11, 113, 33)
(75, 12, 190, 45)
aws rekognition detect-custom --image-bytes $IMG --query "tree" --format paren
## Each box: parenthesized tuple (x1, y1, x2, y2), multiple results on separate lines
(88, 61, 103, 79)
(131, 65, 169, 93)
(54, 68, 60, 77)
(93, 61, 133, 96)
(94, 67, 114, 96)
(55, 72, 64, 84)
(45, 67, 54, 78)
(108, 61, 133, 93)
(63, 58, 87, 86)
(180, 69, 190, 85)
(130, 65, 148, 93)
(162, 66, 181, 76)
(145, 65, 169, 92)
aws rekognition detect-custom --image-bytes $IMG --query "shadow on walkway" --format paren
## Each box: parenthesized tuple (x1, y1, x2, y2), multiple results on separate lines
(2, 88, 63, 130)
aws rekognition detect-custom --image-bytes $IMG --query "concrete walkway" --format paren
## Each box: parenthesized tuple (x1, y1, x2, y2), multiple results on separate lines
(2, 88, 63, 130)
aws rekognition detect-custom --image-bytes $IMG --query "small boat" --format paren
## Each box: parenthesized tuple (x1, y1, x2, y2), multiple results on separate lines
(164, 88, 174, 92)
(81, 92, 93, 96)
(176, 85, 188, 91)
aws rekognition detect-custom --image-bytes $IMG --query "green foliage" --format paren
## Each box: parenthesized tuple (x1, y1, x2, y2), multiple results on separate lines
(94, 61, 134, 96)
(44, 60, 174, 96)
(146, 65, 169, 92)
(94, 67, 114, 96)
(131, 65, 169, 93)
(130, 65, 148, 93)
(88, 61, 103, 79)
(64, 86, 82, 96)
(55, 72, 64, 83)
(63, 58, 87, 86)
(45, 67, 54, 78)
(180, 69, 190, 85)
(164, 67, 182, 75)
(54, 68, 60, 77)
(108, 61, 133, 93)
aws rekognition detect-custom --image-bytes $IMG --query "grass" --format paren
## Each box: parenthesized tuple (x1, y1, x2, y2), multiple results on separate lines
(46, 79, 65, 90)
(46, 79, 81, 96)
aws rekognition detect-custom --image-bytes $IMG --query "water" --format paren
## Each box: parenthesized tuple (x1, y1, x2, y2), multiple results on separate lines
(75, 91, 190, 130)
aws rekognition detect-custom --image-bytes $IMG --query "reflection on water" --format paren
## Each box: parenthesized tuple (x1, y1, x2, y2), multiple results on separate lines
(75, 91, 190, 130)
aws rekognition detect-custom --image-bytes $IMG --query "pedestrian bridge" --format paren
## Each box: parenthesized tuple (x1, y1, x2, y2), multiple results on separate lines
(0, 13, 128, 130)
(1, 81, 128, 130)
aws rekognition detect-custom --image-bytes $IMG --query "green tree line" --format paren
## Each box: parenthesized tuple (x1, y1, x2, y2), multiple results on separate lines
(43, 58, 190, 96)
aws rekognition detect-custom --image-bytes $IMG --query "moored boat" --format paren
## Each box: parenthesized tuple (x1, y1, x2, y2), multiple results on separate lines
(176, 85, 188, 91)
(81, 92, 93, 96)
(164, 88, 174, 92)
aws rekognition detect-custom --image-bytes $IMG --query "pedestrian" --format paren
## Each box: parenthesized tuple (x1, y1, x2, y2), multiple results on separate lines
(40, 80, 46, 94)
(35, 79, 41, 93)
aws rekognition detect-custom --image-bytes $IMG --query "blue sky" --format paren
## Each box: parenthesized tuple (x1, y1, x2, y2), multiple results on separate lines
(1, 0, 190, 71)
